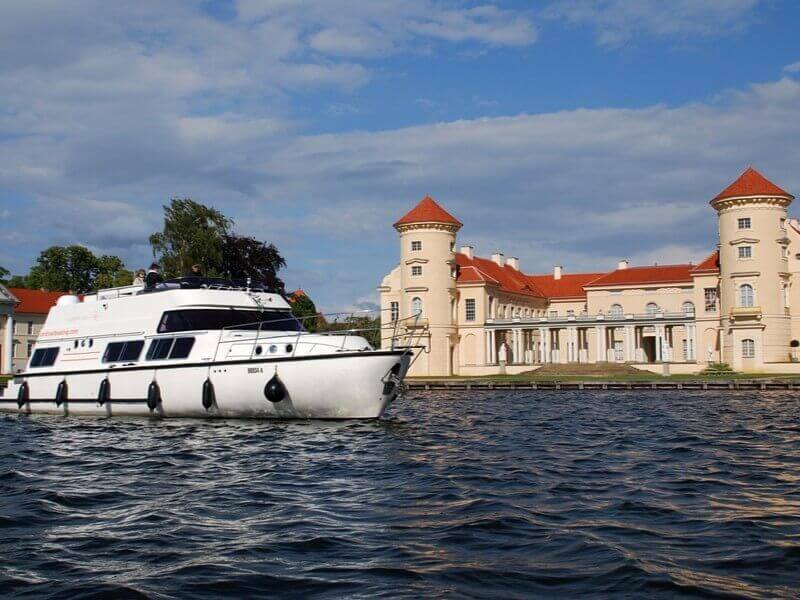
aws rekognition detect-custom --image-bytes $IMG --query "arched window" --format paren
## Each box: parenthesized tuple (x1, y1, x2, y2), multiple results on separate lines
(645, 302, 659, 315)
(739, 284, 754, 308)
(411, 297, 423, 317)
(609, 303, 623, 317)
(742, 338, 755, 358)
(682, 301, 695, 315)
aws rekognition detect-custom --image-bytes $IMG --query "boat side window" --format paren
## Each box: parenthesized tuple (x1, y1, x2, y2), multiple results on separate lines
(103, 340, 145, 363)
(170, 337, 195, 359)
(146, 337, 195, 360)
(158, 309, 304, 333)
(30, 347, 59, 367)
(147, 338, 174, 360)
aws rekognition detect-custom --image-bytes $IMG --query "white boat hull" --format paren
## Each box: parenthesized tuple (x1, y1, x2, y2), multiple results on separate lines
(0, 350, 411, 419)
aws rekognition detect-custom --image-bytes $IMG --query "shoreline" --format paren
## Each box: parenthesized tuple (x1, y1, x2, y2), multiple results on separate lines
(406, 377, 800, 390)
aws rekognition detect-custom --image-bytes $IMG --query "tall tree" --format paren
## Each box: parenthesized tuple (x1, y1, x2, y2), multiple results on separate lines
(95, 255, 134, 289)
(220, 234, 286, 292)
(149, 198, 232, 277)
(27, 245, 98, 292)
(0, 265, 8, 284)
(289, 291, 318, 332)
(20, 246, 131, 293)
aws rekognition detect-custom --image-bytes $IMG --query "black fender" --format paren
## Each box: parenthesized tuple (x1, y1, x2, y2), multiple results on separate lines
(147, 381, 161, 411)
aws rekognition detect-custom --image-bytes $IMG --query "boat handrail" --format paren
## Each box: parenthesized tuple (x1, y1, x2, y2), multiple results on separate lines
(213, 308, 428, 359)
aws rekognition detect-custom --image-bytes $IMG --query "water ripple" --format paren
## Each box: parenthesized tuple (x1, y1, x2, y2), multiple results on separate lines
(1, 390, 800, 598)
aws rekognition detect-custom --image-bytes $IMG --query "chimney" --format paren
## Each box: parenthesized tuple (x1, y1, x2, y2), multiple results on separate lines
(553, 265, 562, 280)
(491, 252, 505, 267)
(618, 259, 628, 270)
(460, 245, 474, 259)
(506, 257, 520, 270)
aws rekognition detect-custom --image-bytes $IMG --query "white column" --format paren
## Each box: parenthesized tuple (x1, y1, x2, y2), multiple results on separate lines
(539, 327, 549, 363)
(485, 330, 491, 365)
(690, 324, 697, 361)
(655, 325, 664, 362)
(514, 329, 521, 363)
(490, 330, 497, 364)
(624, 325, 633, 362)
(596, 325, 606, 363)
(3, 315, 13, 375)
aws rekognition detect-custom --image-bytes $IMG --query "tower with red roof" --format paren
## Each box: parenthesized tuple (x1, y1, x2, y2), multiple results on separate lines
(711, 167, 794, 369)
(384, 195, 462, 376)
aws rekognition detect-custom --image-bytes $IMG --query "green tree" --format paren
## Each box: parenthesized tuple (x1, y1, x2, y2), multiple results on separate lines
(320, 315, 381, 348)
(0, 265, 8, 284)
(6, 275, 27, 288)
(220, 234, 286, 292)
(95, 255, 134, 289)
(290, 292, 318, 332)
(20, 246, 131, 293)
(149, 198, 232, 277)
(27, 245, 99, 292)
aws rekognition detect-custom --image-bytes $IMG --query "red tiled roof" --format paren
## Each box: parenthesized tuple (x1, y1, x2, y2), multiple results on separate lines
(455, 254, 543, 298)
(395, 195, 462, 228)
(527, 272, 606, 299)
(691, 250, 720, 274)
(712, 167, 793, 202)
(7, 288, 65, 315)
(584, 264, 693, 288)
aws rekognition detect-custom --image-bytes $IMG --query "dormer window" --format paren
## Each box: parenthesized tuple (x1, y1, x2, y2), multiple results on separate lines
(411, 240, 422, 251)
(738, 246, 752, 259)
(737, 217, 751, 230)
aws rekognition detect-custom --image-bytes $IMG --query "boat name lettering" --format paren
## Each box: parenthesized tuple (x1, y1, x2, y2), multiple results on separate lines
(248, 367, 264, 374)
(39, 328, 79, 338)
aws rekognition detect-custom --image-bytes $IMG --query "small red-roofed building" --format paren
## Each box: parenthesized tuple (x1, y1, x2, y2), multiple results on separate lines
(380, 167, 799, 375)
(0, 287, 67, 373)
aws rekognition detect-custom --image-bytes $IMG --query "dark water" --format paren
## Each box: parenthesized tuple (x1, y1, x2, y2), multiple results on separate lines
(1, 391, 800, 599)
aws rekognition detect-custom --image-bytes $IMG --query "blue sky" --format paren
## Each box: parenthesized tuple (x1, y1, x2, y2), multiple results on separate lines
(1, 0, 800, 311)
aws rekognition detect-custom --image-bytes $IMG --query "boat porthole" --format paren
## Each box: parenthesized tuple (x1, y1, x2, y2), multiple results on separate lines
(73, 340, 78, 348)
(269, 345, 277, 354)
(285, 344, 293, 353)
(255, 345, 263, 355)
(88, 339, 93, 347)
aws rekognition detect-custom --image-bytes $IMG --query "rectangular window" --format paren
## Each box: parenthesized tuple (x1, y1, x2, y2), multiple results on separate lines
(738, 246, 752, 259)
(103, 340, 145, 363)
(411, 265, 422, 276)
(682, 340, 688, 361)
(411, 240, 422, 251)
(549, 310, 558, 318)
(170, 337, 195, 359)
(14, 322, 23, 335)
(567, 309, 575, 317)
(30, 347, 59, 367)
(390, 302, 399, 322)
(27, 322, 34, 335)
(158, 309, 303, 333)
(742, 339, 755, 358)
(704, 288, 718, 312)
(737, 217, 751, 229)
(12, 343, 19, 358)
(27, 342, 33, 357)
(782, 246, 789, 259)
(146, 337, 195, 360)
(465, 299, 476, 321)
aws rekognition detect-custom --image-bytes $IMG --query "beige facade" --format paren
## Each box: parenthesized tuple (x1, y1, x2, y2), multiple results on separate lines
(379, 168, 800, 376)
(0, 286, 61, 375)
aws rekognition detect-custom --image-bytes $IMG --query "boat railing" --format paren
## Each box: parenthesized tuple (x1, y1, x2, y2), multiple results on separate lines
(213, 308, 428, 361)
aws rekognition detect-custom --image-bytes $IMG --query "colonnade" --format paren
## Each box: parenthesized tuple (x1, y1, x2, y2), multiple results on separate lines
(484, 322, 697, 365)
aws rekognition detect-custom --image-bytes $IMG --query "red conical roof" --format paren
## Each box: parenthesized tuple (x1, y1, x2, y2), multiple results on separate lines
(394, 195, 462, 228)
(713, 167, 793, 202)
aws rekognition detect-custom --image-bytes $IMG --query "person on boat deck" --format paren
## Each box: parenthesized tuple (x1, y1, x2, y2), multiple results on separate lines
(145, 263, 163, 289)
(133, 269, 146, 286)
(184, 264, 202, 278)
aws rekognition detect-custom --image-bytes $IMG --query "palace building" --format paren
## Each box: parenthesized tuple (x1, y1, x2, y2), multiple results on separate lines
(378, 167, 800, 376)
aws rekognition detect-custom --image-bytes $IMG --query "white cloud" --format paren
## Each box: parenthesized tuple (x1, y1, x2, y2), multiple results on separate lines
(546, 0, 762, 46)
(785, 61, 800, 73)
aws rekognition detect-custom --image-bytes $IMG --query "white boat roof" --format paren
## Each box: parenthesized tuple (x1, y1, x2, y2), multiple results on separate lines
(39, 284, 291, 342)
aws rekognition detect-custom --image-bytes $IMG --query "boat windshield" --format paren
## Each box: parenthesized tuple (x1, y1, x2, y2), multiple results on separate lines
(157, 309, 305, 333)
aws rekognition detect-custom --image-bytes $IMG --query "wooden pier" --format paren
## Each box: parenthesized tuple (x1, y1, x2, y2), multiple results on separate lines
(406, 379, 800, 391)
